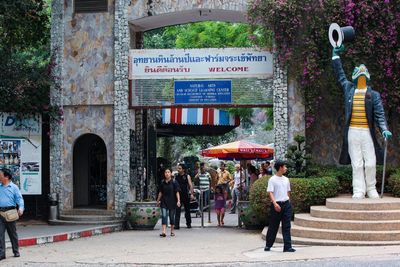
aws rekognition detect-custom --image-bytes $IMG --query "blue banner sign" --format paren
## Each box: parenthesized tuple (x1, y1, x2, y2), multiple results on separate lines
(174, 80, 232, 104)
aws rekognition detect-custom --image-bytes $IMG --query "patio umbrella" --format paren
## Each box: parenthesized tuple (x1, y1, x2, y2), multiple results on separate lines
(200, 140, 274, 160)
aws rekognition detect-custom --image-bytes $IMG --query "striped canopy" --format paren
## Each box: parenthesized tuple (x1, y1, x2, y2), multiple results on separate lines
(162, 107, 240, 126)
(200, 140, 274, 160)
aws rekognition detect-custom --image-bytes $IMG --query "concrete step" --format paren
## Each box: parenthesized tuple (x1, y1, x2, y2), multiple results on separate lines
(48, 219, 125, 226)
(310, 206, 400, 220)
(290, 225, 400, 241)
(326, 195, 400, 210)
(59, 215, 117, 222)
(295, 213, 400, 231)
(262, 227, 400, 246)
(62, 209, 115, 216)
(278, 234, 400, 246)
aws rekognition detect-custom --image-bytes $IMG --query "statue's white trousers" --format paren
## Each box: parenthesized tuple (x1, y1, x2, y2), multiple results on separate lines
(348, 128, 376, 195)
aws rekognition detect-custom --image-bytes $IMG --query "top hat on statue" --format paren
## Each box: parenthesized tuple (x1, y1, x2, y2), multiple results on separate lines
(329, 23, 355, 47)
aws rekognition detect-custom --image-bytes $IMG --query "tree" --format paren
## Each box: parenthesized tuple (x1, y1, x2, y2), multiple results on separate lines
(0, 0, 59, 120)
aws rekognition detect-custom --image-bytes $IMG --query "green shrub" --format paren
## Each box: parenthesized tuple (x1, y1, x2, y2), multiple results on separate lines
(317, 165, 353, 194)
(317, 165, 396, 194)
(249, 175, 339, 221)
(290, 177, 338, 213)
(238, 202, 266, 230)
(389, 169, 400, 197)
(249, 176, 271, 226)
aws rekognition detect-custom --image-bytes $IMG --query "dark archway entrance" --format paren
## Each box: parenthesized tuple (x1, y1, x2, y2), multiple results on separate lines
(73, 134, 107, 208)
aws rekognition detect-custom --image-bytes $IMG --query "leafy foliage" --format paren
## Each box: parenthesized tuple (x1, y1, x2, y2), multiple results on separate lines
(318, 165, 397, 194)
(389, 169, 400, 197)
(289, 177, 338, 213)
(285, 135, 311, 177)
(249, 175, 338, 221)
(248, 0, 400, 127)
(0, 0, 49, 51)
(249, 175, 271, 226)
(0, 0, 60, 121)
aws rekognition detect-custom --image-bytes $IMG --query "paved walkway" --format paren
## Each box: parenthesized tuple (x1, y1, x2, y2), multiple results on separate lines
(7, 222, 123, 248)
(6, 205, 240, 248)
(4, 226, 400, 266)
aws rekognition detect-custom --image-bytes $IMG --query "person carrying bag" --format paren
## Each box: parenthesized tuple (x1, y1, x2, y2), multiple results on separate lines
(0, 168, 24, 260)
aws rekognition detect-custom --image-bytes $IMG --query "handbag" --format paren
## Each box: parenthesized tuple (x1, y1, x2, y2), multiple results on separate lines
(0, 209, 19, 222)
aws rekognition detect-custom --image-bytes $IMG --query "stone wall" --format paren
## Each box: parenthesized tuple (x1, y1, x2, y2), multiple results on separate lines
(288, 79, 305, 143)
(62, 106, 115, 210)
(51, 0, 118, 213)
(128, 0, 248, 20)
(113, 0, 131, 217)
(273, 57, 289, 160)
(50, 0, 65, 210)
(63, 0, 115, 105)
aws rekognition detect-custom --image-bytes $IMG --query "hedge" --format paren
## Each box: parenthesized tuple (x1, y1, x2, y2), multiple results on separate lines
(389, 169, 400, 197)
(317, 165, 397, 194)
(249, 175, 339, 223)
(290, 177, 339, 213)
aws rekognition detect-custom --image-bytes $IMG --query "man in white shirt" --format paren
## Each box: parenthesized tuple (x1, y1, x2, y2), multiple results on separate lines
(264, 160, 295, 253)
(229, 164, 244, 214)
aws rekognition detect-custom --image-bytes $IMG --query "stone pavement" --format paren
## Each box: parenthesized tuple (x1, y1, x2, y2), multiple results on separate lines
(6, 207, 239, 248)
(2, 205, 400, 266)
(3, 225, 400, 266)
(6, 221, 123, 248)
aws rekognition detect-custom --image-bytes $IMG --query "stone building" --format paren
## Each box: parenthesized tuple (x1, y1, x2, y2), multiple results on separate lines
(50, 0, 304, 219)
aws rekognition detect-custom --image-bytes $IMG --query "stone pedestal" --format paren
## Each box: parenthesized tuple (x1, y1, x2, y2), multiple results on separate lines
(262, 194, 400, 246)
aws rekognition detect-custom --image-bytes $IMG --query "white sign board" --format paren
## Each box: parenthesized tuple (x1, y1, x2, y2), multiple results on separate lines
(129, 48, 273, 79)
(0, 113, 42, 195)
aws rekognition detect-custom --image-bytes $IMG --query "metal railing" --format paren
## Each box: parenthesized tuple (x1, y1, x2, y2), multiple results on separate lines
(197, 188, 211, 228)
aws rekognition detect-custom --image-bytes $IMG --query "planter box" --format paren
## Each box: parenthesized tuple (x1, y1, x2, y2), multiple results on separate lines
(126, 201, 161, 230)
(238, 200, 265, 230)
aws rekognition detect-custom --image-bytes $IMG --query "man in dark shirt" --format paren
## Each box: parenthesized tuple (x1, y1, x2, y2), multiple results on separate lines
(174, 163, 194, 229)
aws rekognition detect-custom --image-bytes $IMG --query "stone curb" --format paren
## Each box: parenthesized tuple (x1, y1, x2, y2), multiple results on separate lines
(7, 224, 123, 249)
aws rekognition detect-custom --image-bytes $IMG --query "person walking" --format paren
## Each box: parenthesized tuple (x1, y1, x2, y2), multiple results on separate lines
(230, 164, 244, 214)
(214, 185, 226, 226)
(157, 168, 181, 237)
(0, 168, 24, 260)
(264, 160, 295, 253)
(195, 162, 211, 208)
(174, 163, 194, 229)
(217, 162, 232, 200)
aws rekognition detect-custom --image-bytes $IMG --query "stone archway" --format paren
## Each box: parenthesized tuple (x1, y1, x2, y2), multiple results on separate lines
(50, 0, 302, 217)
(73, 134, 107, 208)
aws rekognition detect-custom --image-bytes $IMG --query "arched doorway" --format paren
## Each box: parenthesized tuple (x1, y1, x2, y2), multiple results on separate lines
(73, 134, 107, 208)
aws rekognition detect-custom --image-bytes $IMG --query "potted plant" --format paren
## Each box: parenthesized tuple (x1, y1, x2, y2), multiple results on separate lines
(126, 200, 160, 230)
(126, 130, 161, 230)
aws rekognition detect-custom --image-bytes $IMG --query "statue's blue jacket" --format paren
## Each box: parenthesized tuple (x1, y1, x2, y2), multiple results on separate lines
(332, 58, 388, 165)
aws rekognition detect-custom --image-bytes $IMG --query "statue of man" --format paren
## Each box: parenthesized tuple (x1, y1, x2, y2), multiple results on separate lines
(332, 45, 392, 199)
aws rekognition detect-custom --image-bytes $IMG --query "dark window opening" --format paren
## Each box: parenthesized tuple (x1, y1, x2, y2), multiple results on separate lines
(75, 0, 108, 13)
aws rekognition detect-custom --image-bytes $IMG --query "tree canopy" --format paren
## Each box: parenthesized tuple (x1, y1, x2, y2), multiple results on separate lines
(0, 0, 58, 120)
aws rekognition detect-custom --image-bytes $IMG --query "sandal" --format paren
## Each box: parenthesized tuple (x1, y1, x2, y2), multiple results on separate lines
(171, 233, 175, 236)
(159, 233, 166, 237)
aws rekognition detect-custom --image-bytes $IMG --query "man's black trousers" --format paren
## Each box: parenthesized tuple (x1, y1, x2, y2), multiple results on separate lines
(175, 193, 191, 227)
(265, 200, 293, 250)
(0, 217, 19, 257)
